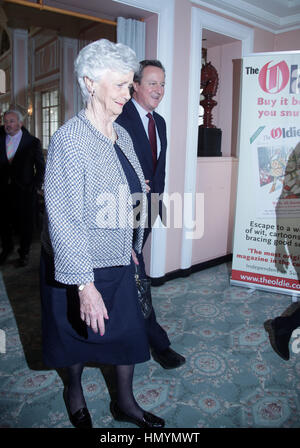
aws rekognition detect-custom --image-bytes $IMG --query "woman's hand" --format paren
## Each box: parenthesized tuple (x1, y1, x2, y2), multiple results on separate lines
(79, 283, 109, 335)
(145, 179, 151, 193)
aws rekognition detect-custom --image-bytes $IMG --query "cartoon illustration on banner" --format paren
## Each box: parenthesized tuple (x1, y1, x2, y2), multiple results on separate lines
(231, 52, 300, 295)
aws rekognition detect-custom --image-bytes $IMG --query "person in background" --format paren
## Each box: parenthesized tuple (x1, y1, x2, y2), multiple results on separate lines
(117, 60, 186, 370)
(40, 39, 165, 429)
(264, 142, 300, 361)
(0, 109, 44, 267)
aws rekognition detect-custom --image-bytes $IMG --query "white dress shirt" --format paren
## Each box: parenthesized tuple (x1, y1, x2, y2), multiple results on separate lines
(131, 98, 161, 157)
(6, 129, 22, 160)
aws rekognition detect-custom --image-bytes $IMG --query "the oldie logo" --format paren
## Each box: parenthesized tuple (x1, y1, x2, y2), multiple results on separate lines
(257, 60, 300, 94)
(258, 60, 290, 94)
(270, 127, 282, 139)
(271, 126, 300, 139)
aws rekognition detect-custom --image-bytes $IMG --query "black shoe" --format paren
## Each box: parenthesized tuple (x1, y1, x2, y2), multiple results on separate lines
(151, 347, 186, 369)
(0, 246, 14, 265)
(110, 402, 165, 428)
(63, 387, 93, 428)
(264, 319, 291, 361)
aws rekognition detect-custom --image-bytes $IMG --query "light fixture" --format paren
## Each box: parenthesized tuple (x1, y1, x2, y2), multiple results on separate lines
(27, 104, 33, 116)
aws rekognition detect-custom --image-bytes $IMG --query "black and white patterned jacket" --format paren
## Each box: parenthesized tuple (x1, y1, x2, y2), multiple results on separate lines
(42, 110, 147, 285)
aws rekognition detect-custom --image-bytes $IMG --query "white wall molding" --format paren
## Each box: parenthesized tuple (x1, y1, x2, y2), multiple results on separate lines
(192, 0, 300, 34)
(180, 7, 203, 271)
(180, 7, 253, 270)
(196, 9, 254, 56)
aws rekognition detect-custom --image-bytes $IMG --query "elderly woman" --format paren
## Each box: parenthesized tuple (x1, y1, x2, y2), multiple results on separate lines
(40, 39, 164, 429)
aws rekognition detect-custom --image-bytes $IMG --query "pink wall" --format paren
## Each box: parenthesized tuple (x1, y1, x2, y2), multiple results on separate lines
(248, 26, 300, 53)
(192, 158, 238, 265)
(145, 14, 158, 59)
(206, 41, 242, 157)
(218, 41, 242, 157)
(274, 29, 300, 51)
(253, 28, 275, 52)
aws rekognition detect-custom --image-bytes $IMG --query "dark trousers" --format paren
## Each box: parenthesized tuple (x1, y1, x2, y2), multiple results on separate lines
(0, 185, 36, 257)
(137, 228, 170, 353)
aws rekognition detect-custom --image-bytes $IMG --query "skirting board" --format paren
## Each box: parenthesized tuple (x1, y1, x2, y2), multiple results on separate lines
(151, 254, 232, 286)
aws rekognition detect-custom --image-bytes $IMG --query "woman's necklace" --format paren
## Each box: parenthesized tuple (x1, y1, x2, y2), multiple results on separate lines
(85, 108, 117, 142)
(110, 128, 117, 143)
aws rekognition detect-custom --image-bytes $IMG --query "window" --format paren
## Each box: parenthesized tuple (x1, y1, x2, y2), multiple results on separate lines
(1, 101, 9, 113)
(41, 89, 59, 149)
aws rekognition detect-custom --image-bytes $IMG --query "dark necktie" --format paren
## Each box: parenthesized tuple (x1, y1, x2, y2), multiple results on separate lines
(146, 113, 157, 172)
(6, 137, 14, 163)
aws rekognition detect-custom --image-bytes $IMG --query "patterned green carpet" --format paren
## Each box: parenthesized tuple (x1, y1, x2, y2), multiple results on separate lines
(0, 244, 300, 428)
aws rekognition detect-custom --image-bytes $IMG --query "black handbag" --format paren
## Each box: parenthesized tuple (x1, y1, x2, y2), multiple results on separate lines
(134, 264, 152, 319)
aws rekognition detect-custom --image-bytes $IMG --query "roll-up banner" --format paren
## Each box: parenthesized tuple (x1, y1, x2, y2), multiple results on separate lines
(231, 51, 300, 298)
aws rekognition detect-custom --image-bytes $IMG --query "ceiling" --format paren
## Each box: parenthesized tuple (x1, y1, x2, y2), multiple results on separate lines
(51, 0, 300, 32)
(36, 0, 153, 21)
(236, 0, 300, 17)
(195, 0, 300, 33)
(2, 0, 300, 35)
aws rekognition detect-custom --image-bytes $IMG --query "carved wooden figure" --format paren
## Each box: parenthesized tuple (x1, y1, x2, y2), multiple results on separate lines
(200, 62, 219, 128)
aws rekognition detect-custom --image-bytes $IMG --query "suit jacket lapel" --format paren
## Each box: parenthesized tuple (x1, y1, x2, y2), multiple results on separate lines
(114, 124, 146, 196)
(125, 101, 154, 170)
(152, 112, 166, 171)
(11, 130, 26, 163)
(6, 129, 27, 167)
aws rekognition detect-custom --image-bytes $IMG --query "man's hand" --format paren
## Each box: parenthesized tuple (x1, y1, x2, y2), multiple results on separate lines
(145, 179, 151, 193)
(132, 248, 139, 265)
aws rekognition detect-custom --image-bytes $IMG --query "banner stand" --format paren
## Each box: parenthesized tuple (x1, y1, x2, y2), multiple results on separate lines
(231, 50, 300, 302)
(230, 278, 300, 301)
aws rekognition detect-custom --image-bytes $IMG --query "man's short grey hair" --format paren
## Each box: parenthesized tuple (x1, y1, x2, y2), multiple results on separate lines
(130, 60, 165, 96)
(133, 60, 165, 84)
(4, 109, 23, 122)
(74, 39, 139, 104)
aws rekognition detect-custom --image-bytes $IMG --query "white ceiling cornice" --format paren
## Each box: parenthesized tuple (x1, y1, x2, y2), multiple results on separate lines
(192, 0, 300, 33)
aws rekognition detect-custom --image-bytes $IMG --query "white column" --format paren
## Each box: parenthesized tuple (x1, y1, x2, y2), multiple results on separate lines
(180, 8, 202, 270)
(11, 28, 28, 112)
(60, 37, 79, 122)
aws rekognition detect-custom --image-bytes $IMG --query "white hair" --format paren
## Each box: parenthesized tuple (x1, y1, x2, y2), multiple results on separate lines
(4, 109, 23, 122)
(74, 39, 139, 104)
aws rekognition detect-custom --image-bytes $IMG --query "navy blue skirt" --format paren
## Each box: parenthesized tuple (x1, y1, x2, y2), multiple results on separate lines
(40, 250, 150, 368)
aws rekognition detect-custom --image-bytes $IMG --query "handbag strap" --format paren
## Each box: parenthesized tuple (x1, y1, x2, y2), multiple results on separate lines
(134, 263, 140, 279)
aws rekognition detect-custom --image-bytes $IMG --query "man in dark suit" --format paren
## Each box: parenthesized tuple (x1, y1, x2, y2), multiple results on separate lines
(0, 109, 45, 266)
(117, 60, 185, 369)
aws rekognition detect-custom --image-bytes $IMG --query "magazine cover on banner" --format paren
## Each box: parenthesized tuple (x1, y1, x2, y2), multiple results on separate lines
(231, 51, 300, 298)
